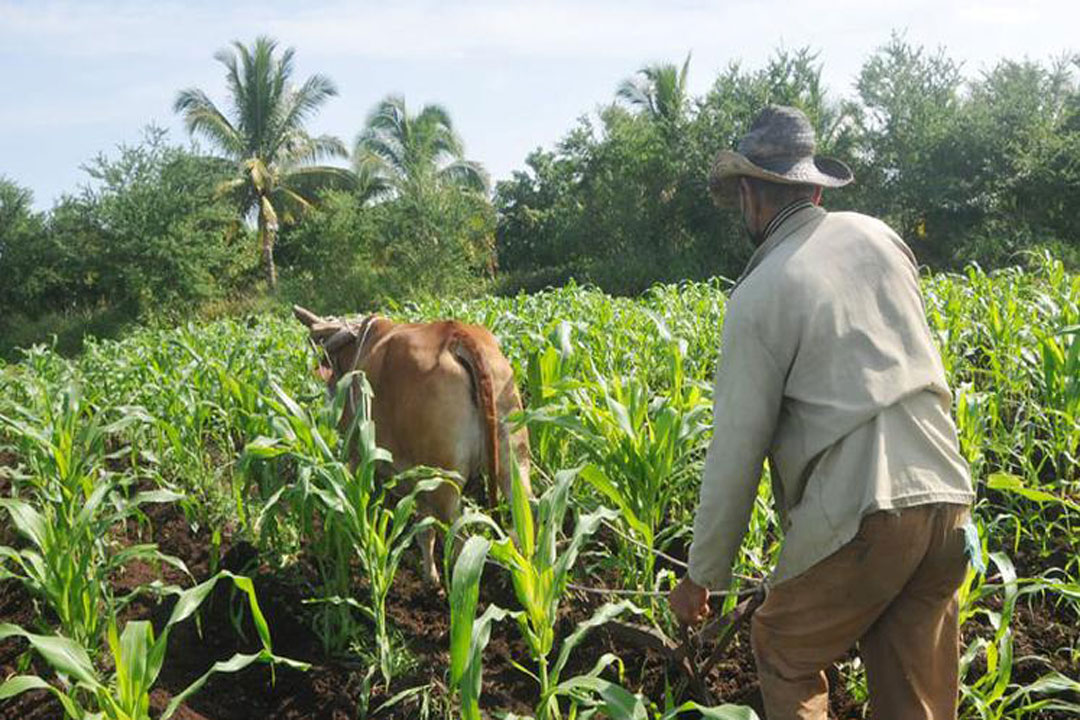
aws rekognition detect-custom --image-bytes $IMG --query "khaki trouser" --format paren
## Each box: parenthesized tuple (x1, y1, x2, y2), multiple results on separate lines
(751, 503, 970, 720)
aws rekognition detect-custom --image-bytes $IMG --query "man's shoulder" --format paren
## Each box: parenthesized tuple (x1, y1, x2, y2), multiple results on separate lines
(811, 210, 918, 271)
(821, 210, 900, 239)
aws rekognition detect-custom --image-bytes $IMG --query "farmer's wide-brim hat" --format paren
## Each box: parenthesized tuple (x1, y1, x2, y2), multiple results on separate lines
(709, 105, 853, 206)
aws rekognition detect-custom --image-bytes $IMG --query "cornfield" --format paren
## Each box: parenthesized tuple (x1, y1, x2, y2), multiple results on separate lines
(1, 256, 1078, 719)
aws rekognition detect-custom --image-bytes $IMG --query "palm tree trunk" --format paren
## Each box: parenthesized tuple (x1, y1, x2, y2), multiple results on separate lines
(258, 202, 278, 290)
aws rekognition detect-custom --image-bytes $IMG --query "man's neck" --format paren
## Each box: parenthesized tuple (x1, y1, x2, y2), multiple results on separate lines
(760, 198, 817, 243)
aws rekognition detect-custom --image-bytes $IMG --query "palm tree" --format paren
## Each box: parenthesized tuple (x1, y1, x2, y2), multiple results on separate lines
(174, 36, 352, 289)
(617, 53, 692, 126)
(353, 95, 488, 202)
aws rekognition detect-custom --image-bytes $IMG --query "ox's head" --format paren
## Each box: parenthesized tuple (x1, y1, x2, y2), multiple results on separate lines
(293, 305, 373, 395)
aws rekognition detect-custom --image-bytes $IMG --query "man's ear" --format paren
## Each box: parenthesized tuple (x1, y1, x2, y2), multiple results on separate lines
(738, 177, 753, 216)
(811, 186, 823, 205)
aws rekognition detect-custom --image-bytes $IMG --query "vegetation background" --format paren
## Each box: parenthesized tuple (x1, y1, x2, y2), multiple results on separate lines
(1, 35, 1078, 358)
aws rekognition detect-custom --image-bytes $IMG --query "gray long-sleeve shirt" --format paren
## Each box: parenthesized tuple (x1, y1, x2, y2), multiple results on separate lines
(687, 205, 974, 590)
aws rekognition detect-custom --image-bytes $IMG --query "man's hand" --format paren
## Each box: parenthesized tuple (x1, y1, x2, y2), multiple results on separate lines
(669, 575, 710, 626)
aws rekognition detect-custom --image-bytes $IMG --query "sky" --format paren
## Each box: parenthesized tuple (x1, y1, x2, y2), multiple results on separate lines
(1, 0, 1077, 210)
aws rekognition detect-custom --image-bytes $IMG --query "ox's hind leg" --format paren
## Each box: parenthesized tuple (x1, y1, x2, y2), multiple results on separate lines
(419, 525, 439, 588)
(416, 479, 462, 589)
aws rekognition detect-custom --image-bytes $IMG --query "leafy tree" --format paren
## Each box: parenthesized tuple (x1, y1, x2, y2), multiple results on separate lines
(23, 127, 245, 319)
(174, 35, 352, 289)
(0, 130, 246, 357)
(849, 34, 964, 263)
(279, 184, 496, 311)
(336, 95, 495, 301)
(0, 178, 54, 314)
(496, 47, 853, 293)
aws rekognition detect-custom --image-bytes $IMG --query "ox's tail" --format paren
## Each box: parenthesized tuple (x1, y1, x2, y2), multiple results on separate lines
(448, 328, 501, 508)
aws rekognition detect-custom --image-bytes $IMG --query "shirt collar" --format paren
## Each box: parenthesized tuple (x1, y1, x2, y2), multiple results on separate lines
(734, 201, 824, 289)
(762, 199, 816, 242)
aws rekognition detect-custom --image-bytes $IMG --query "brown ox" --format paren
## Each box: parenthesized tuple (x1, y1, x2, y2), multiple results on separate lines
(293, 305, 532, 586)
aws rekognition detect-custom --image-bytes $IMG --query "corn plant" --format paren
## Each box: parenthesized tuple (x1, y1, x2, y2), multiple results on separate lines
(0, 570, 307, 720)
(449, 465, 644, 720)
(519, 320, 583, 473)
(958, 551, 1080, 719)
(450, 467, 761, 720)
(0, 380, 187, 648)
(244, 371, 447, 681)
(523, 332, 710, 590)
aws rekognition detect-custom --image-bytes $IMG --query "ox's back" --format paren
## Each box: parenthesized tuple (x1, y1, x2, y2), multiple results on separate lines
(295, 306, 532, 585)
(362, 320, 486, 480)
(356, 319, 529, 502)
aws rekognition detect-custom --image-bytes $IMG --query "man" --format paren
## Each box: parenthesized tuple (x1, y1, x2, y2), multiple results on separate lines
(668, 106, 975, 720)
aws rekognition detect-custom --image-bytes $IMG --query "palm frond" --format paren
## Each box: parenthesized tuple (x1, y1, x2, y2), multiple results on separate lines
(173, 89, 244, 157)
(280, 132, 348, 167)
(259, 194, 279, 232)
(438, 159, 490, 194)
(616, 77, 653, 113)
(354, 134, 406, 181)
(268, 75, 339, 157)
(282, 165, 358, 197)
(245, 157, 275, 195)
(271, 186, 315, 226)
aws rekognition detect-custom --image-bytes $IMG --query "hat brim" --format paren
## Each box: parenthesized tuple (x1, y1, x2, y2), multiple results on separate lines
(708, 151, 853, 207)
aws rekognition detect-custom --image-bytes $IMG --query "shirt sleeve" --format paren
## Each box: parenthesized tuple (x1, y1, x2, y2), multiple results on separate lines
(687, 303, 786, 590)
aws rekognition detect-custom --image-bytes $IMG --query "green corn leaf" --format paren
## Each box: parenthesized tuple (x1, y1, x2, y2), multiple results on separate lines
(552, 601, 641, 680)
(0, 675, 51, 700)
(120, 621, 153, 706)
(450, 535, 491, 686)
(0, 498, 49, 551)
(163, 571, 272, 651)
(579, 464, 651, 544)
(460, 604, 519, 720)
(987, 473, 1080, 511)
(302, 595, 377, 622)
(510, 461, 535, 560)
(553, 506, 619, 591)
(131, 488, 186, 506)
(0, 675, 84, 717)
(661, 702, 761, 720)
(163, 650, 311, 719)
(0, 623, 101, 688)
(243, 436, 287, 459)
(74, 478, 114, 527)
(1004, 671, 1080, 704)
(443, 510, 506, 583)
(535, 468, 574, 569)
(552, 674, 646, 720)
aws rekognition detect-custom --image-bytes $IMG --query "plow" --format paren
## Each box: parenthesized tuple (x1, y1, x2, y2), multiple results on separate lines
(594, 587, 766, 704)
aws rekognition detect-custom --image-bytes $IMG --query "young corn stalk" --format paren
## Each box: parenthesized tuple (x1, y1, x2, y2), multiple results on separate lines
(244, 371, 447, 682)
(522, 331, 710, 593)
(449, 467, 762, 720)
(957, 549, 1080, 719)
(0, 380, 187, 649)
(449, 465, 644, 720)
(0, 571, 308, 720)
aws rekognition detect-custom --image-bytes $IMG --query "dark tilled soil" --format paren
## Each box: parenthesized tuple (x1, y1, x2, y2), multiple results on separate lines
(0, 488, 1076, 719)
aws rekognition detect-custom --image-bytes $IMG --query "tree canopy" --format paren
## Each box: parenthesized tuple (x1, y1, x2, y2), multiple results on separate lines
(174, 35, 353, 288)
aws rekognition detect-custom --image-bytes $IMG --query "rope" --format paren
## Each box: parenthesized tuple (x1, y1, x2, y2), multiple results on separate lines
(600, 518, 689, 569)
(598, 517, 762, 584)
(567, 581, 762, 599)
(344, 316, 376, 421)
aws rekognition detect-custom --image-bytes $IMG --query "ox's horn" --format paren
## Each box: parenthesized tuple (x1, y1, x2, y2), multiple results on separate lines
(293, 305, 323, 328)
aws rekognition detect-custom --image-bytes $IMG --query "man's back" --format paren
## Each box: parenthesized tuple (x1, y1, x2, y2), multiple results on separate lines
(678, 104, 975, 720)
(731, 206, 974, 581)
